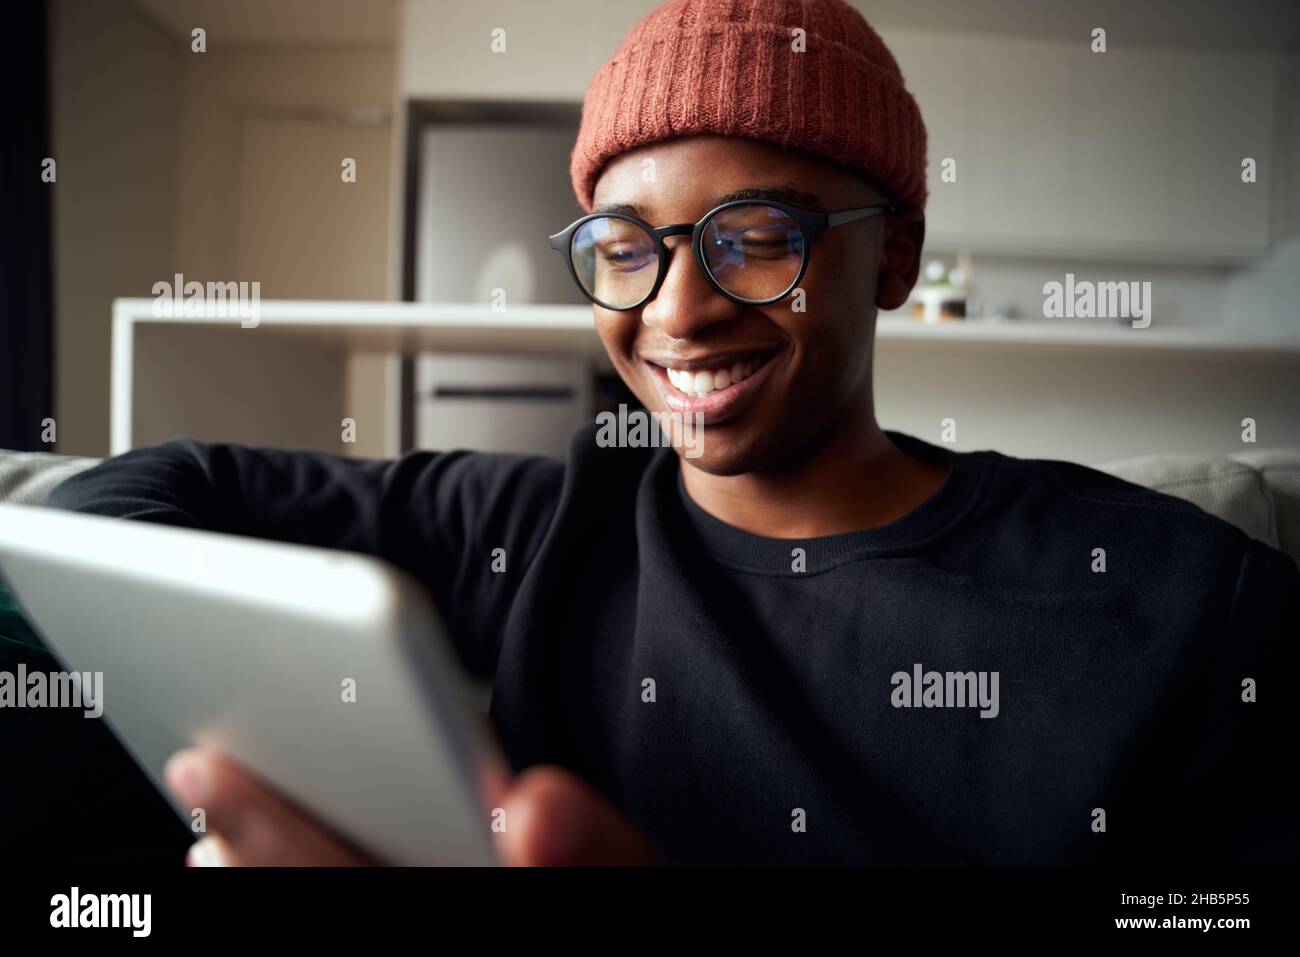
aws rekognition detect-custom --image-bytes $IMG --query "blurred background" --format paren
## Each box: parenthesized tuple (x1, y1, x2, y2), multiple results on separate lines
(2, 0, 1298, 465)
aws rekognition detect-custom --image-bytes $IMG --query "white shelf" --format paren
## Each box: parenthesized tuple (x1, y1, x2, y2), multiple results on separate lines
(114, 298, 1300, 358)
(111, 299, 1300, 463)
(113, 298, 604, 356)
(874, 316, 1300, 356)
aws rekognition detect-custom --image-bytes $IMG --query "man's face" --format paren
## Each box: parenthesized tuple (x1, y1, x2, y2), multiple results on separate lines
(588, 134, 918, 476)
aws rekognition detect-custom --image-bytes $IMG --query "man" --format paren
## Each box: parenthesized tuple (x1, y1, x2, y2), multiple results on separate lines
(46, 0, 1297, 866)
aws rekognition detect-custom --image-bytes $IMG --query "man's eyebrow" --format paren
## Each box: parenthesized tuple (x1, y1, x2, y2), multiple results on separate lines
(589, 184, 827, 220)
(590, 200, 644, 216)
(709, 185, 825, 209)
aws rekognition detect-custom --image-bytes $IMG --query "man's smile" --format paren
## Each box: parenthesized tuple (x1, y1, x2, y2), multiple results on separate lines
(641, 346, 783, 424)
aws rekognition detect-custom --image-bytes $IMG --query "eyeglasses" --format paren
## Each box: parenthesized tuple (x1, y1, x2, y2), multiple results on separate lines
(548, 199, 894, 311)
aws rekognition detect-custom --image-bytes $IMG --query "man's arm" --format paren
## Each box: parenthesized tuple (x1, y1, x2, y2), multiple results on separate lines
(42, 440, 664, 867)
(1195, 539, 1298, 864)
(44, 439, 564, 678)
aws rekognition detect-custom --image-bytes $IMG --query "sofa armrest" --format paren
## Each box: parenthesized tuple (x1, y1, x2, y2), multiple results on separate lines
(0, 449, 102, 507)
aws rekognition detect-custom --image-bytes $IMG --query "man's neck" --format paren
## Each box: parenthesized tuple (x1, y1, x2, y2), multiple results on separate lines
(679, 413, 950, 539)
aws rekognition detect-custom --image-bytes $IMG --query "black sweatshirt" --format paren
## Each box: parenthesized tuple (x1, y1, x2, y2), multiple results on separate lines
(45, 424, 1298, 865)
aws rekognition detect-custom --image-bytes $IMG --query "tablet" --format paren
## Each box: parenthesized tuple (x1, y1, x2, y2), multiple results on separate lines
(0, 502, 502, 866)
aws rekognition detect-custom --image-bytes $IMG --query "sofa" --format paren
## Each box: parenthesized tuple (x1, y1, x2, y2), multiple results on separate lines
(0, 448, 101, 508)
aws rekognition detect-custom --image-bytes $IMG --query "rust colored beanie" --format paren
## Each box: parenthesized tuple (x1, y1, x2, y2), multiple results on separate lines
(570, 0, 927, 213)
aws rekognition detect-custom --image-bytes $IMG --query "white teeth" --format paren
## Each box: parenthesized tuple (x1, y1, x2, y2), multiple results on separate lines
(665, 358, 761, 396)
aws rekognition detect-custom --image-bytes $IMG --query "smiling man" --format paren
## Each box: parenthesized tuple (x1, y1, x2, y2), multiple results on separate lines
(569, 133, 949, 538)
(45, 0, 1297, 866)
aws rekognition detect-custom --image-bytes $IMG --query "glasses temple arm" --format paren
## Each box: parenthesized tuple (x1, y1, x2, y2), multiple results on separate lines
(826, 204, 895, 228)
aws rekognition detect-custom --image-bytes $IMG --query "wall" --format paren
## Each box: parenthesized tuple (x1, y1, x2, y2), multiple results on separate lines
(51, 0, 401, 457)
(167, 45, 399, 458)
(883, 255, 1232, 327)
(170, 46, 395, 282)
(398, 0, 654, 102)
(51, 0, 181, 457)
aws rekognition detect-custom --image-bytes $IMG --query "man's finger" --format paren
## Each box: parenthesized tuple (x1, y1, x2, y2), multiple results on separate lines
(164, 747, 370, 866)
(495, 765, 666, 866)
(186, 833, 234, 867)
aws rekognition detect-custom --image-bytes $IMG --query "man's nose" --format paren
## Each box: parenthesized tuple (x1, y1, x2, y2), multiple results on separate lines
(639, 235, 738, 339)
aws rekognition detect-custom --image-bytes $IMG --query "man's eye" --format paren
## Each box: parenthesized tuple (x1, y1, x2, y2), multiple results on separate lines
(716, 230, 794, 255)
(598, 243, 652, 265)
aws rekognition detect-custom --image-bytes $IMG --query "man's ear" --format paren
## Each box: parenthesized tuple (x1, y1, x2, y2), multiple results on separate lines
(876, 208, 925, 311)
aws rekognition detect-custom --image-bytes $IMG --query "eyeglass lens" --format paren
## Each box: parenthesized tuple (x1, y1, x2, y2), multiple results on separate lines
(569, 204, 806, 309)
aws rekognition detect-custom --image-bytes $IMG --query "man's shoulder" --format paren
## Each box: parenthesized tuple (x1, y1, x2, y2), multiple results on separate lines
(973, 446, 1268, 565)
(988, 450, 1219, 517)
(955, 446, 1300, 642)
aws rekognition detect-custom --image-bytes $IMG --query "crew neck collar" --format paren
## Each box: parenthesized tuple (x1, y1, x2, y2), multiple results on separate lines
(662, 430, 992, 575)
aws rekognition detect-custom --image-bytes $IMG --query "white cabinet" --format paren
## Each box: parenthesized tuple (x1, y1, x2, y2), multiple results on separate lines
(970, 38, 1072, 245)
(886, 30, 1280, 263)
(1064, 47, 1179, 250)
(888, 32, 974, 243)
(1167, 52, 1278, 258)
(414, 354, 591, 456)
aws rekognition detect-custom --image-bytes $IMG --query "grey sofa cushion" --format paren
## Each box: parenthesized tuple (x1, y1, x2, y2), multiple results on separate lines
(1097, 448, 1300, 567)
(0, 449, 102, 507)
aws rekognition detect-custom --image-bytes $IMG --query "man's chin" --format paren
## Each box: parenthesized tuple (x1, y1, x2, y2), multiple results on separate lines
(679, 415, 843, 479)
(674, 434, 768, 477)
(678, 453, 737, 477)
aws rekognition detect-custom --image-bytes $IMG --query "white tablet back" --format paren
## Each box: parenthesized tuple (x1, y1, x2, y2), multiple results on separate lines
(0, 503, 499, 866)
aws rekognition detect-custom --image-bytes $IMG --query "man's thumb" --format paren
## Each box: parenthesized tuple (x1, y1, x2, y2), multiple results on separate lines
(495, 765, 665, 866)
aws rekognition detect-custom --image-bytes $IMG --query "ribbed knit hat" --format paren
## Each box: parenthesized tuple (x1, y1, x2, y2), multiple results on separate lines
(570, 0, 927, 213)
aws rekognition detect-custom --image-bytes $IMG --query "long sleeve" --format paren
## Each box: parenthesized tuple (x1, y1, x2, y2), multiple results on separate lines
(43, 439, 565, 678)
(1182, 539, 1299, 863)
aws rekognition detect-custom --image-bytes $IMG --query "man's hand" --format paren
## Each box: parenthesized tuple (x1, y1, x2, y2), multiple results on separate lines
(163, 746, 665, 866)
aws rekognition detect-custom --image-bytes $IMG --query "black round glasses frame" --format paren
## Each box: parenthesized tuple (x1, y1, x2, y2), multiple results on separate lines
(547, 198, 895, 311)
